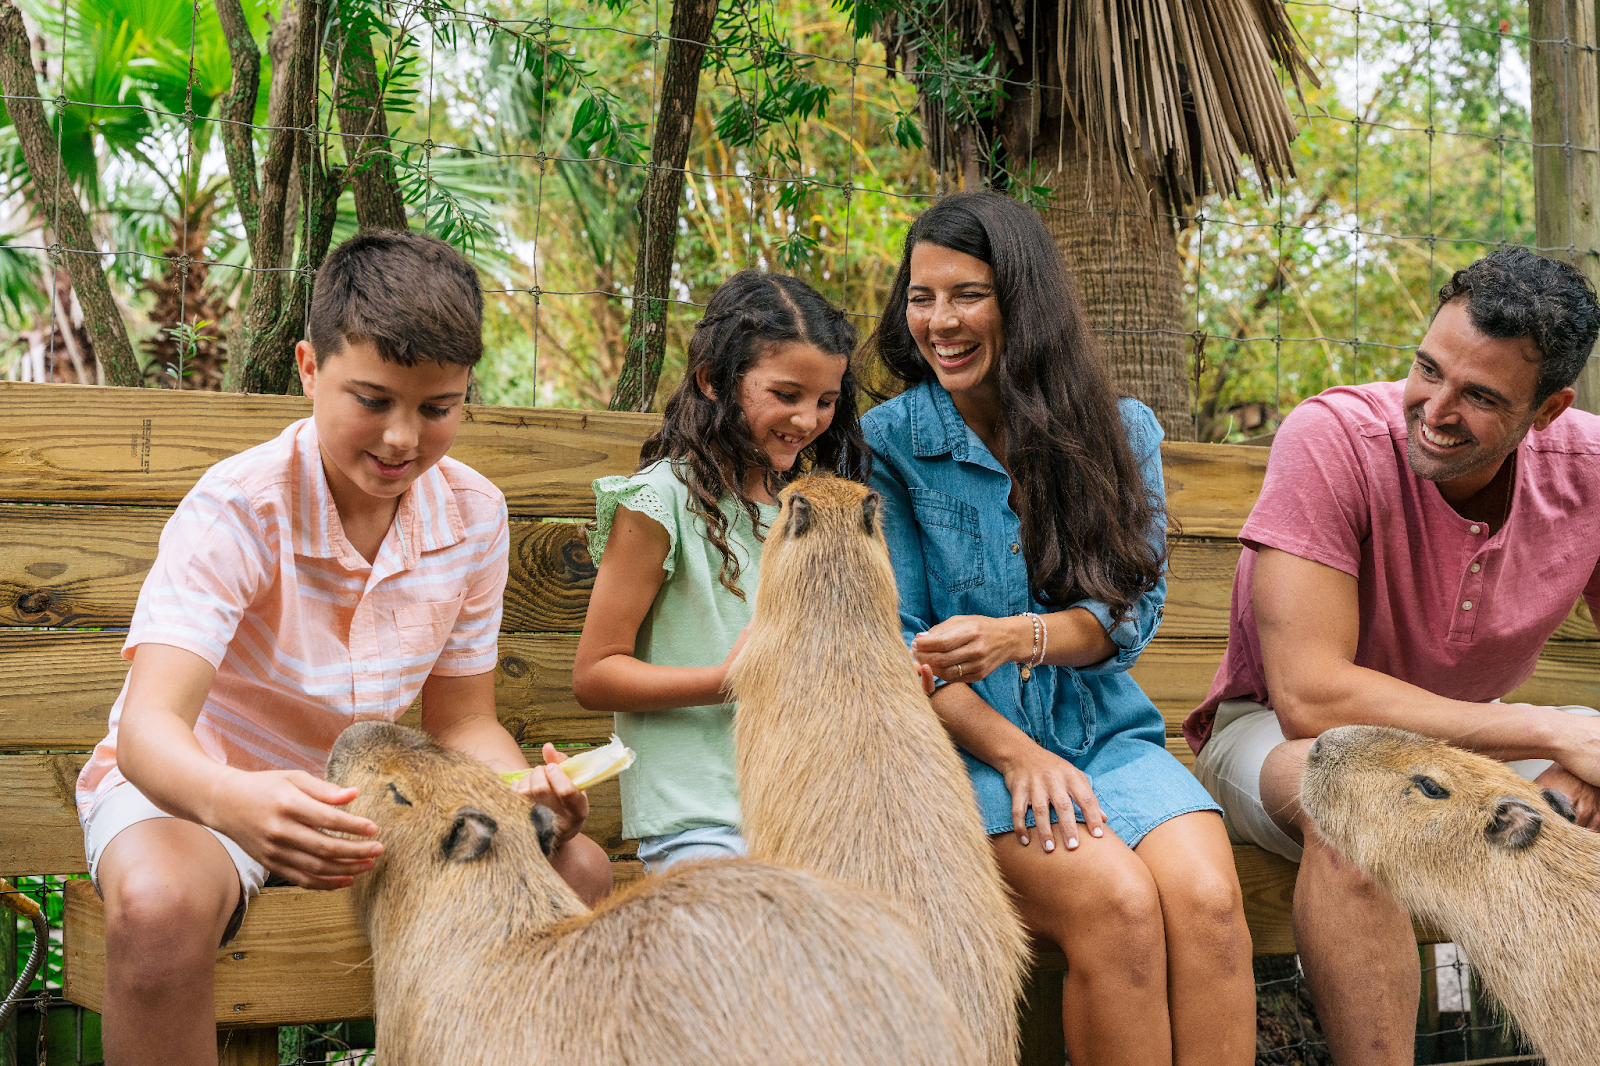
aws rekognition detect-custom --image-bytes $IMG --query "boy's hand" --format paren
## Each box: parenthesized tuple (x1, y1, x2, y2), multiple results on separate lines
(511, 743, 589, 851)
(209, 769, 382, 890)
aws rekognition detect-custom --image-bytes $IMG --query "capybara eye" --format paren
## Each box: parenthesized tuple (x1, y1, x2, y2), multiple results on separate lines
(1411, 775, 1450, 799)
(387, 783, 412, 807)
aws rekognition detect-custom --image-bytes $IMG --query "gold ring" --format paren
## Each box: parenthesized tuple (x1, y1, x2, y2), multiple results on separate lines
(956, 663, 964, 678)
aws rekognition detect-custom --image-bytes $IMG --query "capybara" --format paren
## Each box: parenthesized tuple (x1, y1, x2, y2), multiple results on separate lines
(728, 475, 1030, 1066)
(325, 720, 981, 1066)
(1301, 724, 1600, 1066)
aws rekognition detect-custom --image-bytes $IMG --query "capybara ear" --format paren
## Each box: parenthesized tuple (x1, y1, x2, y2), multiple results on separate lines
(787, 493, 813, 538)
(1541, 788, 1578, 823)
(861, 491, 880, 535)
(441, 807, 499, 863)
(530, 805, 558, 857)
(1486, 797, 1544, 850)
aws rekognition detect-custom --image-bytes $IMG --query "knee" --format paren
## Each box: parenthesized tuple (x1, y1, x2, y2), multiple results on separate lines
(1080, 867, 1166, 949)
(1164, 870, 1251, 969)
(104, 869, 233, 959)
(552, 834, 614, 906)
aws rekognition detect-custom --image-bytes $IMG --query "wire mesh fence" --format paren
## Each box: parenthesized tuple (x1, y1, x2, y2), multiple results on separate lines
(1, 0, 1592, 1062)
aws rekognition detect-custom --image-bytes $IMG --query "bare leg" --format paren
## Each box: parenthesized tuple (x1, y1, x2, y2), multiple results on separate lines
(549, 832, 614, 905)
(1262, 739, 1418, 1066)
(994, 828, 1171, 1066)
(98, 819, 241, 1066)
(1136, 812, 1255, 1066)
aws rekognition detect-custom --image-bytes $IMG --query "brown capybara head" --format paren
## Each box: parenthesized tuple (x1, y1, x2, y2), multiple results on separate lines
(326, 722, 574, 922)
(1301, 725, 1577, 882)
(755, 475, 896, 626)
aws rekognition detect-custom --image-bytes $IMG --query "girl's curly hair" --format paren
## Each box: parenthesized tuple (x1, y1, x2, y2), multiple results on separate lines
(641, 271, 869, 598)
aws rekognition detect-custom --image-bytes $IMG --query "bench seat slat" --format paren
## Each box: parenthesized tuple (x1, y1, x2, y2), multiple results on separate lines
(0, 751, 633, 875)
(0, 508, 601, 633)
(0, 382, 658, 515)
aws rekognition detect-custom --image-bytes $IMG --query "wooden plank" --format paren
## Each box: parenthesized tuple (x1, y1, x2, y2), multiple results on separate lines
(64, 878, 375, 1026)
(0, 508, 596, 632)
(0, 631, 611, 751)
(1160, 442, 1269, 538)
(1137, 638, 1600, 737)
(1, 757, 630, 876)
(0, 751, 630, 877)
(0, 382, 657, 516)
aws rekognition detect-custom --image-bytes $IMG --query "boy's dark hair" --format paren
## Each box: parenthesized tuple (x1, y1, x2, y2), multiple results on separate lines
(641, 270, 869, 599)
(1435, 248, 1600, 404)
(308, 230, 484, 367)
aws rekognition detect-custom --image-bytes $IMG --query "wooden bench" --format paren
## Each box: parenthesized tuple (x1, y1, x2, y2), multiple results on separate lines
(2, 380, 1595, 1064)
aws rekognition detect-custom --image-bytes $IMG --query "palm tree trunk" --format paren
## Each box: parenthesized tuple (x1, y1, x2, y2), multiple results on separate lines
(1042, 147, 1195, 441)
(327, 25, 407, 231)
(0, 0, 139, 387)
(608, 0, 718, 413)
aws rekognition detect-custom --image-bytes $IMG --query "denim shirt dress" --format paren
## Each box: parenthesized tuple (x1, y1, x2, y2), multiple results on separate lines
(863, 380, 1220, 847)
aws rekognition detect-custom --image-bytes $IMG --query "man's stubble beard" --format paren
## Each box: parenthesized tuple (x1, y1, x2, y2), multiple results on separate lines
(1403, 402, 1534, 485)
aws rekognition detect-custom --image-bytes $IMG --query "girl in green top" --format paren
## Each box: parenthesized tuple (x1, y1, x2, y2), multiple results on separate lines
(573, 271, 869, 872)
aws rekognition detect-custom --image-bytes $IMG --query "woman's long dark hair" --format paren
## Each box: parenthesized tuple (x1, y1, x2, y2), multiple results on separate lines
(867, 192, 1165, 620)
(641, 270, 869, 598)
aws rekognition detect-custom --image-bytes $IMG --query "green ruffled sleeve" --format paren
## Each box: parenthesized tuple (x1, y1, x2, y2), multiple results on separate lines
(589, 462, 684, 576)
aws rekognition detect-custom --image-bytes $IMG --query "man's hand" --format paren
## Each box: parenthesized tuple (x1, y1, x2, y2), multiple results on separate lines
(511, 743, 589, 850)
(1534, 762, 1600, 830)
(208, 769, 382, 890)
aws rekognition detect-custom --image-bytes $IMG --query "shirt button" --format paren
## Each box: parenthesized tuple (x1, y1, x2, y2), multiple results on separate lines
(1462, 601, 1473, 611)
(1470, 563, 1481, 573)
(1010, 543, 1020, 553)
(1468, 524, 1481, 534)
(358, 660, 372, 671)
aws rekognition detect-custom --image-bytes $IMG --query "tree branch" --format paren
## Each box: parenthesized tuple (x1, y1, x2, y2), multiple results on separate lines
(0, 0, 138, 386)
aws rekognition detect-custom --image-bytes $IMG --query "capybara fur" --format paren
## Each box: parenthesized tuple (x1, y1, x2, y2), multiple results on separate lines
(728, 475, 1030, 1066)
(1302, 725, 1599, 1066)
(325, 721, 981, 1066)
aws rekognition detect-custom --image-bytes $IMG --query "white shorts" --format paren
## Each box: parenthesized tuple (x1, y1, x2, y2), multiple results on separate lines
(1191, 699, 1600, 863)
(83, 782, 268, 946)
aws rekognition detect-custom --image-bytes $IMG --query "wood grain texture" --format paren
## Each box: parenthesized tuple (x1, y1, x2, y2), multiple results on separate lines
(0, 382, 657, 515)
(64, 879, 375, 1026)
(0, 752, 631, 877)
(0, 509, 598, 632)
(1160, 442, 1269, 538)
(0, 631, 608, 751)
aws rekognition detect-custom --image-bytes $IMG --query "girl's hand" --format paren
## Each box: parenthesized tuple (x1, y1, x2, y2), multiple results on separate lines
(912, 615, 1030, 683)
(512, 743, 590, 849)
(716, 624, 753, 697)
(997, 743, 1107, 853)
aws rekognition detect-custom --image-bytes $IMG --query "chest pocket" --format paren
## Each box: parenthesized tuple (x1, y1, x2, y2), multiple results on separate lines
(910, 488, 983, 593)
(395, 592, 466, 657)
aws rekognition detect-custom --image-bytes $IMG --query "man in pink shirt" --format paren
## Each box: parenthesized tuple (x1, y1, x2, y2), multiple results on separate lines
(1186, 248, 1600, 1065)
(82, 232, 613, 1065)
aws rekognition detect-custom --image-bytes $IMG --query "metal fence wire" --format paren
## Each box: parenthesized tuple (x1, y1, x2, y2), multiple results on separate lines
(1, 0, 1589, 1062)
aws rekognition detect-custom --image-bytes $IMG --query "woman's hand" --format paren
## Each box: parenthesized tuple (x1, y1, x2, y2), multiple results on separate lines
(512, 743, 590, 850)
(997, 742, 1107, 853)
(912, 615, 1031, 683)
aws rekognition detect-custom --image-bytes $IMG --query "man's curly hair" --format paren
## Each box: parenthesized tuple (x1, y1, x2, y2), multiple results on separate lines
(1435, 248, 1600, 403)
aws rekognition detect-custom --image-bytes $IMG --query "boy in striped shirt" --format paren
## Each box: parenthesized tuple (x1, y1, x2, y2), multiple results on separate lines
(76, 232, 612, 1064)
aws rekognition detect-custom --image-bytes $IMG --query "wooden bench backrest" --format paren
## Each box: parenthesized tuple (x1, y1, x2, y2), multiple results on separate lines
(3, 381, 1597, 879)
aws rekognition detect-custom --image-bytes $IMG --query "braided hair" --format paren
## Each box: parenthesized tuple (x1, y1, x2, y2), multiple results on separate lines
(641, 271, 869, 598)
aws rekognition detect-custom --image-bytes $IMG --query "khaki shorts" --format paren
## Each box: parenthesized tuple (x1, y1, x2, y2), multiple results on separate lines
(1191, 699, 1600, 863)
(83, 781, 268, 946)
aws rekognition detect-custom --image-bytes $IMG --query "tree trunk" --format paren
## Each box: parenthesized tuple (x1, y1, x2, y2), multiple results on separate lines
(1041, 146, 1195, 441)
(232, 0, 329, 395)
(327, 25, 407, 231)
(0, 0, 139, 386)
(608, 0, 718, 413)
(1532, 0, 1600, 414)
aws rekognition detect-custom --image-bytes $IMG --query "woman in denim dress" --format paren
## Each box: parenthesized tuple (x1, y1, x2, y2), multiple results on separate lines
(862, 192, 1254, 1066)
